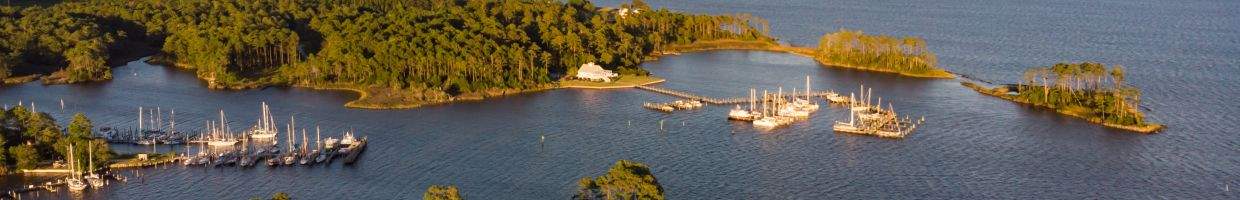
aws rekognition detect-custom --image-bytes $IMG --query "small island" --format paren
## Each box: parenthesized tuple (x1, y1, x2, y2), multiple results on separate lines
(962, 62, 1163, 133)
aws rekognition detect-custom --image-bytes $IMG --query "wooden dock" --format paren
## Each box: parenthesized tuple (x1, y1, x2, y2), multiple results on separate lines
(635, 85, 840, 105)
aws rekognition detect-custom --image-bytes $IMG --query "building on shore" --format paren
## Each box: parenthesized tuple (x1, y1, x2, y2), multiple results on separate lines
(575, 62, 618, 82)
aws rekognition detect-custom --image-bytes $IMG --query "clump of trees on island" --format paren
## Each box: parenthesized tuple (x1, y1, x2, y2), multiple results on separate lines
(1012, 62, 1151, 127)
(964, 62, 1157, 130)
(814, 29, 950, 77)
(1, 0, 771, 97)
(424, 185, 463, 200)
(0, 106, 111, 174)
(574, 160, 664, 200)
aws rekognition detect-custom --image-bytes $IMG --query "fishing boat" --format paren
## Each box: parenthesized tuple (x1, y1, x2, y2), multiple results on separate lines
(339, 131, 357, 154)
(343, 136, 367, 165)
(324, 137, 339, 150)
(833, 100, 918, 138)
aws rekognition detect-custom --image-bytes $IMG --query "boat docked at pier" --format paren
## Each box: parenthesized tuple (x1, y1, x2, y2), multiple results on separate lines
(248, 102, 279, 139)
(729, 89, 761, 121)
(832, 85, 921, 138)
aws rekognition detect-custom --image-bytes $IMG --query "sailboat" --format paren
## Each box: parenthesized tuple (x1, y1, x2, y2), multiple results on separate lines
(207, 110, 239, 147)
(85, 145, 105, 188)
(249, 102, 278, 139)
(298, 129, 311, 165)
(314, 126, 327, 163)
(66, 144, 88, 191)
(282, 116, 298, 165)
(752, 91, 781, 128)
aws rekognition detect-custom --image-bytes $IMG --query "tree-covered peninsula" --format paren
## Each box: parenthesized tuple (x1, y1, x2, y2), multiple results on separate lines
(0, 106, 112, 174)
(962, 62, 1162, 133)
(812, 29, 952, 78)
(2, 0, 773, 108)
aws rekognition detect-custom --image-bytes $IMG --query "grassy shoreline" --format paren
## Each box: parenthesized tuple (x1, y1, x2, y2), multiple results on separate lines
(303, 75, 664, 109)
(961, 82, 1164, 133)
(559, 75, 665, 89)
(655, 39, 954, 78)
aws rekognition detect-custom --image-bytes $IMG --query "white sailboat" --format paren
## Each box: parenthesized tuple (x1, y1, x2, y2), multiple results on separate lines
(85, 145, 105, 188)
(66, 144, 88, 191)
(208, 110, 239, 147)
(249, 102, 278, 139)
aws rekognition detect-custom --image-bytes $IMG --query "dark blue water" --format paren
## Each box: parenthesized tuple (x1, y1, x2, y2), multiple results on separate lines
(2, 0, 1238, 199)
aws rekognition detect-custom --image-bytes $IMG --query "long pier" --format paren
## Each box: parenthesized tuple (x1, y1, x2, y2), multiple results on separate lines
(635, 85, 839, 105)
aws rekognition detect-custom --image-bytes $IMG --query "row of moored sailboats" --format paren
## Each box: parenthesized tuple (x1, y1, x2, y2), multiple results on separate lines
(180, 102, 368, 168)
(729, 77, 823, 129)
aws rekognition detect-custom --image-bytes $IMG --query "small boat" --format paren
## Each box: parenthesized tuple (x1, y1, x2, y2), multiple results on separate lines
(728, 105, 756, 121)
(283, 154, 297, 165)
(343, 137, 367, 165)
(777, 106, 810, 118)
(299, 151, 313, 165)
(315, 151, 328, 163)
(266, 156, 279, 166)
(86, 173, 105, 188)
(752, 117, 780, 128)
(324, 137, 339, 149)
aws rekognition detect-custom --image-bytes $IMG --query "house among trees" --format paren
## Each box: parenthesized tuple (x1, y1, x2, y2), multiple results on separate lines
(575, 62, 618, 82)
(617, 8, 641, 18)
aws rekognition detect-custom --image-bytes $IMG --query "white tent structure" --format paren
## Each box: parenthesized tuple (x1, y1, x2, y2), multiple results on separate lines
(575, 62, 618, 82)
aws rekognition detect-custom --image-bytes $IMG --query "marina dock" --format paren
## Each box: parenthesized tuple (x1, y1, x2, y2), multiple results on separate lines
(635, 85, 840, 105)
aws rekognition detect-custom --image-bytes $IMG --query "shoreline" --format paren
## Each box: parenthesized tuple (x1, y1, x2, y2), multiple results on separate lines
(961, 82, 1164, 133)
(303, 75, 665, 109)
(653, 39, 955, 79)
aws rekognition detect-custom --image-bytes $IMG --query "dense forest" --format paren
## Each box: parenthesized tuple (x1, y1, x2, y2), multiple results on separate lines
(0, 5, 117, 83)
(1, 0, 771, 98)
(814, 29, 950, 77)
(0, 105, 111, 174)
(574, 160, 664, 200)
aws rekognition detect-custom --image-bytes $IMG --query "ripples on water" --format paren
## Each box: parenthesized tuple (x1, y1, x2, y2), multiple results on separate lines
(1, 0, 1238, 199)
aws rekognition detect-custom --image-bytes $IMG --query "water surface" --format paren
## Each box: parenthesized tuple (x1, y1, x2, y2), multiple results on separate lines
(2, 0, 1238, 199)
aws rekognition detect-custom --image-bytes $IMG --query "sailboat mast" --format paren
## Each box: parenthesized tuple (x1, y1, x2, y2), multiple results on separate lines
(68, 144, 75, 176)
(88, 144, 94, 173)
(301, 129, 308, 153)
(316, 126, 321, 151)
(750, 88, 756, 111)
(806, 76, 811, 98)
(156, 107, 162, 131)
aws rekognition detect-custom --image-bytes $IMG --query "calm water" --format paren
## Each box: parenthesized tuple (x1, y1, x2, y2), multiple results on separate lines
(3, 0, 1238, 199)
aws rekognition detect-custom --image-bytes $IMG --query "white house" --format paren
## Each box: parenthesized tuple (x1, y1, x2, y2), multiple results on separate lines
(576, 62, 618, 82)
(617, 8, 641, 19)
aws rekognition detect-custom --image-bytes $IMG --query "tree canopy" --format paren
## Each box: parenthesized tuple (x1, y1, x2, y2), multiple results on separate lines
(815, 29, 948, 77)
(1013, 62, 1149, 126)
(2, 0, 772, 98)
(0, 107, 110, 172)
(574, 160, 664, 200)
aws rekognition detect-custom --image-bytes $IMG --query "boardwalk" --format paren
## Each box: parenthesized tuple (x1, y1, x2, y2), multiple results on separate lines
(635, 85, 839, 105)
